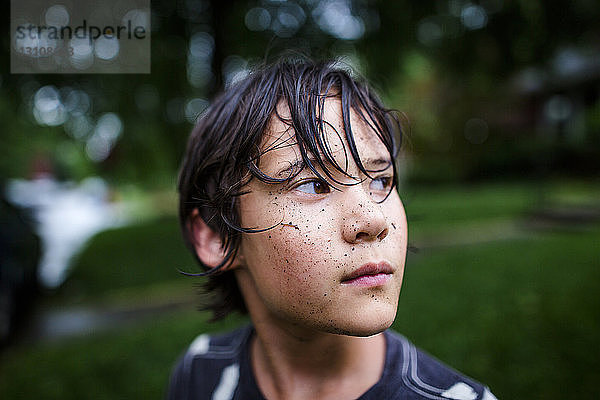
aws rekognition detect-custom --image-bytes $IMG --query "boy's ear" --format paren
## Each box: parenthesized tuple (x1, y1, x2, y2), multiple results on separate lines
(189, 209, 240, 270)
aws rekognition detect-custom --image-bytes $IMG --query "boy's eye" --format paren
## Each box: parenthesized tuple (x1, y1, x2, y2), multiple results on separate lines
(294, 179, 331, 194)
(369, 176, 393, 192)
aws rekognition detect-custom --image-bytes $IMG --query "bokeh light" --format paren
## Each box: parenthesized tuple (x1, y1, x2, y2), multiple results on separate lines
(33, 85, 67, 126)
(69, 38, 94, 70)
(94, 36, 120, 61)
(222, 55, 249, 88)
(44, 4, 70, 26)
(313, 0, 364, 40)
(184, 98, 209, 124)
(187, 31, 214, 88)
(85, 113, 123, 162)
(245, 7, 271, 31)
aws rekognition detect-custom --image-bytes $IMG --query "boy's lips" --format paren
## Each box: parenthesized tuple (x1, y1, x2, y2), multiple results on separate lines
(341, 262, 394, 287)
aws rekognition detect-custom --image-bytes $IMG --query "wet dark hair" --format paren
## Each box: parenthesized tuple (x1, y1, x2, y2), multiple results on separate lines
(178, 58, 403, 320)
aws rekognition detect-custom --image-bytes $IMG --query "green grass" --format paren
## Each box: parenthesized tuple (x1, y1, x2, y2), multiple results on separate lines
(403, 179, 599, 220)
(0, 311, 247, 399)
(2, 228, 598, 399)
(58, 216, 198, 301)
(1, 181, 599, 399)
(403, 179, 599, 240)
(61, 180, 599, 299)
(402, 182, 533, 225)
(394, 228, 600, 399)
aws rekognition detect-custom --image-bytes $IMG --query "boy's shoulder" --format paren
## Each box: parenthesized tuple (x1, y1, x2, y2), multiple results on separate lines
(166, 325, 254, 400)
(166, 326, 498, 400)
(379, 329, 497, 400)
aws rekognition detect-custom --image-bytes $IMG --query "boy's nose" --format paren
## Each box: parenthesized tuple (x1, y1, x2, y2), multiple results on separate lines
(341, 189, 389, 244)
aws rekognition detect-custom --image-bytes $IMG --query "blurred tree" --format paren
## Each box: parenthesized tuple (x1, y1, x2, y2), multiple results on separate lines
(1, 0, 598, 186)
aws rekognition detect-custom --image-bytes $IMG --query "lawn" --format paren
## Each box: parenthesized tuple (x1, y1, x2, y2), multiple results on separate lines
(55, 216, 197, 303)
(1, 180, 598, 399)
(395, 228, 600, 399)
(0, 310, 247, 399)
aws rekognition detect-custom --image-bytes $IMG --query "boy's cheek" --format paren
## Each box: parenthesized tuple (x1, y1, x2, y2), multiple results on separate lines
(243, 230, 339, 313)
(264, 223, 336, 266)
(239, 191, 310, 232)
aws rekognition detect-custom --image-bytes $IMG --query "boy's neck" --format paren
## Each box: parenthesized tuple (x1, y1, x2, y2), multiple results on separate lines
(250, 320, 387, 400)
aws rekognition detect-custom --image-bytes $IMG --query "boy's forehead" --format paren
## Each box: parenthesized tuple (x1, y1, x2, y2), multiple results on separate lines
(258, 98, 390, 177)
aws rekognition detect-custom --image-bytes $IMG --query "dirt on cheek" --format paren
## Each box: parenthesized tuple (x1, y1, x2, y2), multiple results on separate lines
(259, 197, 343, 312)
(270, 230, 334, 298)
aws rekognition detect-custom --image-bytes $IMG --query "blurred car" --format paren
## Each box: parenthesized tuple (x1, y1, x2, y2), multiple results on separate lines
(0, 194, 40, 344)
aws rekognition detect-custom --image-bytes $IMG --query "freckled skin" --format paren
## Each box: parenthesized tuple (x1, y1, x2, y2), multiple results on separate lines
(234, 99, 408, 337)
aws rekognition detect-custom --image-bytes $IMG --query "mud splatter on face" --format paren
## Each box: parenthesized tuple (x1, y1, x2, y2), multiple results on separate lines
(234, 99, 408, 337)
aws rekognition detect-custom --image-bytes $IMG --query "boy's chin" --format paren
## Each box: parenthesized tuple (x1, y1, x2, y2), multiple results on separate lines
(317, 310, 398, 338)
(330, 324, 392, 338)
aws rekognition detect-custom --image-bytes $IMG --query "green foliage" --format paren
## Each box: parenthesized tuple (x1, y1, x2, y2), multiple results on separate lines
(0, 311, 246, 399)
(2, 1, 599, 185)
(2, 227, 598, 399)
(59, 216, 197, 300)
(405, 181, 526, 242)
(395, 228, 600, 399)
(1, 182, 599, 399)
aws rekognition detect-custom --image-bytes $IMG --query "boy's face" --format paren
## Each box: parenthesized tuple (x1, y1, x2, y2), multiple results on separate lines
(235, 98, 407, 337)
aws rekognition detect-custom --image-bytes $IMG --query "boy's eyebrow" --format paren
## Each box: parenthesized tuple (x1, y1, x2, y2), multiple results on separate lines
(275, 159, 312, 178)
(364, 157, 393, 169)
(274, 157, 392, 178)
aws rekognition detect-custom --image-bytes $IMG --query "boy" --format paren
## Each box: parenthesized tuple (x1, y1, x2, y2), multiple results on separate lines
(168, 59, 497, 400)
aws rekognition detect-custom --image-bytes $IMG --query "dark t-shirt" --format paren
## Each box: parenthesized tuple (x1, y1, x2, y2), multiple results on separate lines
(167, 325, 497, 400)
